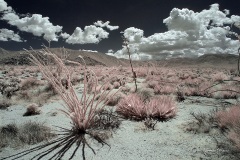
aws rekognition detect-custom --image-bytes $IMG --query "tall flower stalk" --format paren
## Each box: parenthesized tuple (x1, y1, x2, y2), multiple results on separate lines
(123, 36, 138, 92)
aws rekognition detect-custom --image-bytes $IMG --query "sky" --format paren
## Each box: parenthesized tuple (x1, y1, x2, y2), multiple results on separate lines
(0, 0, 240, 60)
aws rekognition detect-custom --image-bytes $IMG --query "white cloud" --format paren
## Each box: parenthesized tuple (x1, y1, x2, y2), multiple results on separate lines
(1, 0, 114, 45)
(66, 25, 109, 44)
(94, 20, 119, 30)
(1, 0, 62, 42)
(60, 32, 70, 39)
(80, 49, 98, 53)
(0, 0, 12, 12)
(2, 13, 63, 42)
(0, 28, 23, 42)
(111, 3, 240, 60)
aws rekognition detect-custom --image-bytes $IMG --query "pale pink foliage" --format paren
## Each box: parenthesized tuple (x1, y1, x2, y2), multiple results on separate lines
(29, 50, 116, 131)
(216, 106, 240, 129)
(117, 94, 146, 120)
(211, 72, 229, 82)
(146, 96, 176, 119)
(216, 105, 240, 150)
(117, 93, 176, 120)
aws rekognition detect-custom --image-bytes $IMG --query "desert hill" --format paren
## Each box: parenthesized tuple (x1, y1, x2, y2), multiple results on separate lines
(0, 47, 238, 68)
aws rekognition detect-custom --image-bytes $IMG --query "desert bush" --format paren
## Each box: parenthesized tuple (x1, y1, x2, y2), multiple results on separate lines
(216, 105, 240, 129)
(143, 118, 158, 130)
(216, 105, 240, 151)
(0, 122, 55, 149)
(116, 94, 145, 120)
(154, 84, 176, 95)
(117, 94, 176, 121)
(137, 88, 154, 102)
(105, 92, 125, 106)
(43, 82, 58, 95)
(146, 96, 177, 120)
(20, 78, 41, 90)
(103, 82, 113, 90)
(0, 79, 19, 98)
(17, 90, 31, 100)
(93, 109, 121, 131)
(113, 81, 120, 89)
(121, 85, 131, 93)
(19, 122, 54, 145)
(185, 111, 218, 134)
(23, 103, 41, 116)
(4, 49, 119, 159)
(147, 80, 158, 89)
(212, 72, 229, 83)
(175, 90, 185, 102)
(0, 99, 12, 110)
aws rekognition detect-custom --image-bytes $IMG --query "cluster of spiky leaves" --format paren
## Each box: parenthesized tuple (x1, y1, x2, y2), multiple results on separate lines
(1, 48, 119, 160)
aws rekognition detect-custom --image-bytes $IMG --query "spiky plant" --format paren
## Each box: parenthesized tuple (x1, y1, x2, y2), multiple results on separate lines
(122, 36, 138, 92)
(1, 49, 119, 160)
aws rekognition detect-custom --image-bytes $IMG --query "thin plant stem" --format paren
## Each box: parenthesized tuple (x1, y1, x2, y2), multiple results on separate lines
(123, 37, 138, 92)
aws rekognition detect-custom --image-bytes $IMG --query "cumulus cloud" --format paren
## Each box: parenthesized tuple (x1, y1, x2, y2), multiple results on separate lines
(1, 0, 115, 45)
(60, 32, 70, 39)
(110, 3, 240, 60)
(94, 20, 119, 30)
(66, 25, 109, 44)
(1, 0, 62, 42)
(0, 28, 23, 42)
(2, 13, 63, 41)
(0, 0, 12, 12)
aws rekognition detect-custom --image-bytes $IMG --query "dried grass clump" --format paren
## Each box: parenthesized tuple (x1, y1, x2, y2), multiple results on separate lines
(105, 92, 125, 106)
(0, 99, 12, 110)
(23, 103, 41, 116)
(0, 79, 19, 98)
(20, 78, 41, 90)
(137, 88, 154, 102)
(216, 105, 240, 151)
(185, 111, 218, 134)
(117, 93, 176, 121)
(216, 105, 240, 129)
(0, 122, 55, 149)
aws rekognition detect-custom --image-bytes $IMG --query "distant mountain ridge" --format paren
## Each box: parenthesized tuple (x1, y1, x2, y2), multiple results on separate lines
(0, 48, 238, 68)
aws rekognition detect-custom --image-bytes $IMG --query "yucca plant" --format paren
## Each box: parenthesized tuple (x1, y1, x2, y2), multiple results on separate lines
(1, 48, 119, 160)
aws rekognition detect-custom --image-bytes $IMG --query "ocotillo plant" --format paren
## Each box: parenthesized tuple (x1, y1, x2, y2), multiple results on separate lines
(122, 36, 138, 92)
(1, 49, 119, 160)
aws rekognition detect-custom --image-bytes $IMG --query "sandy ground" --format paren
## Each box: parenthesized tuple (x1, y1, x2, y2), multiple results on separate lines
(0, 94, 237, 160)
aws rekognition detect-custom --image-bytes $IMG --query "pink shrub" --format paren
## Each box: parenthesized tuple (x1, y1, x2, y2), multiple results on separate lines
(216, 105, 240, 151)
(154, 84, 176, 95)
(146, 96, 176, 119)
(103, 83, 113, 90)
(211, 72, 229, 82)
(136, 67, 148, 77)
(147, 80, 158, 89)
(216, 106, 240, 129)
(113, 81, 120, 89)
(105, 92, 125, 106)
(116, 94, 146, 120)
(116, 94, 177, 120)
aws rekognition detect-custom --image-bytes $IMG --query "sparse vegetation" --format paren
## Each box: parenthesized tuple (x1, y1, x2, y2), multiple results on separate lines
(116, 93, 176, 121)
(0, 122, 55, 149)
(1, 49, 121, 160)
(23, 103, 41, 116)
